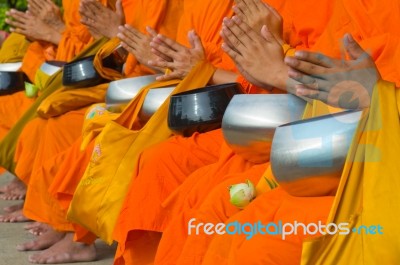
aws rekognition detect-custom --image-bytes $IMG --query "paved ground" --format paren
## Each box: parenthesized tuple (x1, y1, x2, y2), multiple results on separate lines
(0, 173, 116, 265)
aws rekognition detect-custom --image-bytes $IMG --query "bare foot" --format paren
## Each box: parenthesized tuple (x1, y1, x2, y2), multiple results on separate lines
(28, 233, 96, 264)
(3, 202, 24, 213)
(0, 178, 26, 200)
(25, 222, 51, 236)
(16, 228, 65, 251)
(0, 209, 30, 222)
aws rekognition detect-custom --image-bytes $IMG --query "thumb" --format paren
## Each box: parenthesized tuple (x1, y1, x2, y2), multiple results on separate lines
(188, 30, 203, 51)
(260, 25, 276, 43)
(344, 33, 365, 60)
(116, 0, 125, 23)
(146, 26, 158, 38)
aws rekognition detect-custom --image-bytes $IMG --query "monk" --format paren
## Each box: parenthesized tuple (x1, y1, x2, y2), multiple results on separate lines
(157, 0, 400, 263)
(202, 36, 394, 264)
(9, 0, 184, 263)
(0, 0, 65, 201)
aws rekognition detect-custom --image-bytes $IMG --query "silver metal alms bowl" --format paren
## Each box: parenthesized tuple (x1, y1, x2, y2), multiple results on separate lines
(222, 94, 307, 163)
(139, 85, 176, 123)
(105, 74, 161, 107)
(270, 110, 363, 196)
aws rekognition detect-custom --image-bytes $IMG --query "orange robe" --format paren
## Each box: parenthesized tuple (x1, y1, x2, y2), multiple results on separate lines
(13, 0, 96, 184)
(186, 0, 400, 264)
(20, 0, 184, 237)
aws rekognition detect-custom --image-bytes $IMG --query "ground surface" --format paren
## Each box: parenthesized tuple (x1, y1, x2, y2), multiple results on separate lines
(0, 172, 116, 265)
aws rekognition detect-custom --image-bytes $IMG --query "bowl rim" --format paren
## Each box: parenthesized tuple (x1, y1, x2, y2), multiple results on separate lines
(170, 82, 242, 97)
(278, 110, 359, 128)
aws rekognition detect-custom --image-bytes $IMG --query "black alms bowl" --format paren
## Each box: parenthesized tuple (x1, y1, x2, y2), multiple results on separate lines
(0, 71, 25, 95)
(168, 82, 243, 137)
(62, 56, 104, 88)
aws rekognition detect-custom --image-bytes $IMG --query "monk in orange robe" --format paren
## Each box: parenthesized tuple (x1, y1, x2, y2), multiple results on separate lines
(159, 0, 400, 264)
(0, 0, 66, 200)
(0, 0, 100, 208)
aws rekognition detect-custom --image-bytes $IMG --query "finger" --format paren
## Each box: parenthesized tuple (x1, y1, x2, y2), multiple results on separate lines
(146, 26, 158, 38)
(149, 41, 179, 60)
(222, 17, 249, 50)
(264, 2, 282, 21)
(156, 72, 182, 81)
(188, 30, 203, 52)
(28, 1, 41, 13)
(284, 56, 328, 78)
(221, 42, 243, 65)
(260, 25, 277, 42)
(295, 84, 328, 102)
(220, 28, 240, 55)
(154, 34, 185, 53)
(252, 0, 266, 11)
(235, 2, 250, 19)
(232, 6, 245, 20)
(247, 0, 260, 12)
(148, 59, 175, 69)
(294, 51, 334, 68)
(150, 47, 172, 62)
(124, 24, 143, 39)
(6, 19, 26, 29)
(343, 33, 366, 60)
(120, 42, 135, 55)
(288, 68, 319, 88)
(116, 0, 124, 20)
(7, 10, 27, 22)
(81, 17, 99, 28)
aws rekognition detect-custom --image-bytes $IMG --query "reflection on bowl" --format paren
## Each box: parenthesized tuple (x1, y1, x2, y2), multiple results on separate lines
(105, 74, 160, 107)
(222, 94, 307, 163)
(40, 61, 66, 76)
(139, 86, 175, 123)
(271, 110, 363, 196)
(0, 62, 22, 72)
(62, 56, 104, 88)
(168, 83, 243, 137)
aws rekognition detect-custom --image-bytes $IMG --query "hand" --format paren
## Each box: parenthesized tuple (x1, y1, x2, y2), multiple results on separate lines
(285, 34, 380, 109)
(148, 30, 206, 81)
(80, 0, 125, 39)
(233, 0, 283, 44)
(6, 9, 61, 44)
(28, 0, 65, 32)
(221, 16, 287, 90)
(118, 25, 164, 70)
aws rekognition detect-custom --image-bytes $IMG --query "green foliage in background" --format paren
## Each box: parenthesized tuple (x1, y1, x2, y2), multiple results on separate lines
(0, 0, 62, 32)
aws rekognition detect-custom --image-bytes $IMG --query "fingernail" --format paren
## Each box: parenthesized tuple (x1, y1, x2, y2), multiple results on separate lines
(284, 56, 298, 66)
(221, 43, 227, 51)
(294, 51, 306, 59)
(232, 16, 241, 23)
(287, 68, 299, 78)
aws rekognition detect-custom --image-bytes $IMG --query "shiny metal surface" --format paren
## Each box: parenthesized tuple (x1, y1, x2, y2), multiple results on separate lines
(222, 94, 307, 163)
(139, 86, 175, 122)
(168, 82, 243, 136)
(106, 74, 160, 107)
(62, 55, 103, 88)
(0, 71, 25, 94)
(40, 62, 63, 76)
(0, 62, 22, 72)
(271, 110, 362, 187)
